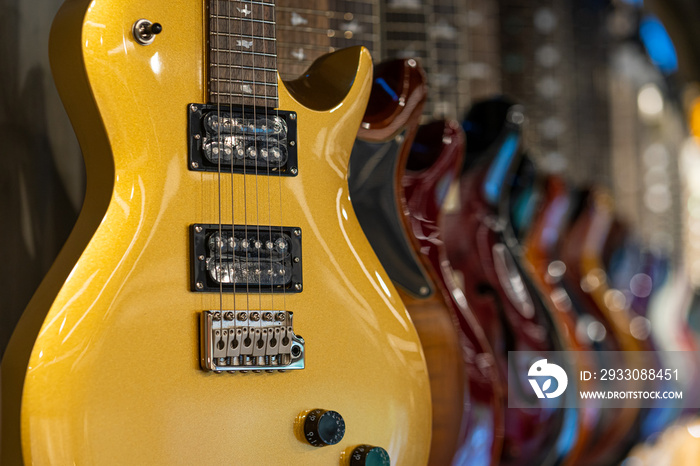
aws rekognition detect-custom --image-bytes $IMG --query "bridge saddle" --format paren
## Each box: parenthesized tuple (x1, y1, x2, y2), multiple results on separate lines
(200, 310, 304, 372)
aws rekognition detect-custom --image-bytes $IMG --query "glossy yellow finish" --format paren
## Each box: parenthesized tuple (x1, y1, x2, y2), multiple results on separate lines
(0, 0, 432, 464)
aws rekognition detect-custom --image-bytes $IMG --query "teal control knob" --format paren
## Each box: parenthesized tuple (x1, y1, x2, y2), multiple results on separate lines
(350, 445, 390, 465)
(303, 409, 345, 447)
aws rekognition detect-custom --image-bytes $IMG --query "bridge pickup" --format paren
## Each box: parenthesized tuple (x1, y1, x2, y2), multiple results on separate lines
(200, 310, 305, 372)
(190, 224, 303, 293)
(188, 104, 298, 176)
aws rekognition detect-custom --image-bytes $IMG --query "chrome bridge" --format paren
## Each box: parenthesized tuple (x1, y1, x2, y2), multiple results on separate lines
(200, 310, 305, 372)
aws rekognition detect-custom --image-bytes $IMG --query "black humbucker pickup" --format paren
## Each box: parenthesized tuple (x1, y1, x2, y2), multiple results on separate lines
(188, 104, 298, 176)
(190, 224, 302, 293)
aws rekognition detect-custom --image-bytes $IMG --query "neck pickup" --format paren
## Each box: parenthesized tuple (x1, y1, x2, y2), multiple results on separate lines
(188, 104, 298, 176)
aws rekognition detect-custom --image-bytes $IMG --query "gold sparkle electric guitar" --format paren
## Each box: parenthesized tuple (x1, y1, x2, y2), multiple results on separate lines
(0, 0, 432, 464)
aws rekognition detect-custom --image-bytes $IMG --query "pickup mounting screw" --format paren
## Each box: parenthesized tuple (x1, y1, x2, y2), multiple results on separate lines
(294, 283, 302, 291)
(293, 229, 301, 237)
(190, 104, 197, 112)
(289, 141, 295, 146)
(196, 282, 204, 290)
(191, 161, 199, 169)
(290, 167, 298, 175)
(198, 254, 205, 261)
(194, 134, 201, 140)
(290, 114, 296, 120)
(195, 226, 203, 233)
(293, 257, 300, 263)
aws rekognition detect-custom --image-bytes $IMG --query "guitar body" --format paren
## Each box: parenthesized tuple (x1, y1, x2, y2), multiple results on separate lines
(0, 1, 432, 464)
(402, 121, 505, 466)
(442, 100, 568, 465)
(350, 60, 467, 463)
(350, 60, 494, 465)
(558, 189, 644, 465)
(520, 175, 603, 465)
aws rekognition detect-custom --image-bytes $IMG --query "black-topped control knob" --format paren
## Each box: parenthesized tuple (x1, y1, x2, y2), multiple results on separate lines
(132, 19, 162, 45)
(303, 409, 345, 447)
(349, 445, 390, 466)
(146, 23, 163, 35)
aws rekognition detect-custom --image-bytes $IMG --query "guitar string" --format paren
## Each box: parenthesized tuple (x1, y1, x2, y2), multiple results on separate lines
(239, 0, 252, 334)
(215, 0, 225, 355)
(260, 2, 274, 306)
(272, 0, 287, 350)
(259, 0, 276, 363)
(246, 0, 264, 364)
(231, 0, 249, 363)
(226, 0, 237, 358)
(270, 0, 287, 366)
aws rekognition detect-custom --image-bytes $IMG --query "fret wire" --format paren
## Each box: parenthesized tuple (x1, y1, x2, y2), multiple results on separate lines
(277, 0, 375, 7)
(276, 26, 379, 40)
(209, 86, 279, 94)
(210, 78, 278, 86)
(274, 25, 333, 35)
(210, 100, 279, 106)
(209, 39, 274, 52)
(211, 1, 276, 10)
(210, 48, 278, 58)
(211, 31, 277, 41)
(279, 29, 379, 47)
(210, 63, 278, 72)
(277, 43, 348, 51)
(211, 14, 275, 25)
(276, 7, 378, 22)
(210, 92, 278, 100)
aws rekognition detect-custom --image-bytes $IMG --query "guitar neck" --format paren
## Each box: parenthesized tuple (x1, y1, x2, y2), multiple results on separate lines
(381, 0, 469, 120)
(463, 0, 501, 102)
(276, 0, 381, 81)
(208, 0, 279, 108)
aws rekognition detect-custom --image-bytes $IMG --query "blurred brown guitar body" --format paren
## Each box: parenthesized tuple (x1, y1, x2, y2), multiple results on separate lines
(349, 59, 504, 465)
(349, 59, 467, 464)
(396, 288, 469, 465)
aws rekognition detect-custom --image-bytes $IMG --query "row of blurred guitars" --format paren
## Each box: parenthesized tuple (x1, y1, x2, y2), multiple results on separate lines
(346, 58, 700, 465)
(273, 1, 700, 464)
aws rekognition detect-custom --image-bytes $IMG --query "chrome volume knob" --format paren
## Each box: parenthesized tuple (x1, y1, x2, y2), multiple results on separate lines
(303, 409, 345, 447)
(349, 445, 390, 466)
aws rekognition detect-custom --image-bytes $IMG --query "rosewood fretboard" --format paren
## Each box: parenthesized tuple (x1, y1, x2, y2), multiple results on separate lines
(276, 0, 380, 81)
(381, 0, 469, 120)
(208, 0, 279, 108)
